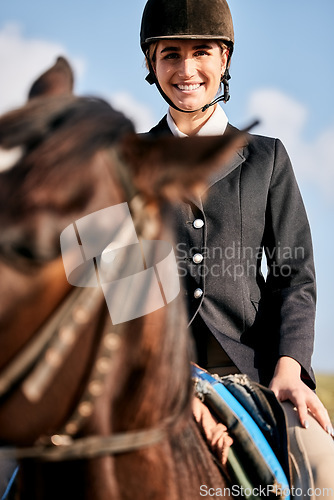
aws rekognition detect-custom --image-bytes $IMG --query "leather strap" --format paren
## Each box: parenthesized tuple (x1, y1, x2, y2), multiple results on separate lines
(0, 427, 166, 462)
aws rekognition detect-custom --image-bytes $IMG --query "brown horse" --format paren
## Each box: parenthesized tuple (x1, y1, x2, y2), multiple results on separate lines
(0, 95, 245, 499)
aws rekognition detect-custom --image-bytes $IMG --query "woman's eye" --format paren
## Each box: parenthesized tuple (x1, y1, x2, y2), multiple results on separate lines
(164, 53, 179, 60)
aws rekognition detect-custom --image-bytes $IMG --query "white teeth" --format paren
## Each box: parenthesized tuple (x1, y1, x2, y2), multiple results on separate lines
(177, 84, 201, 91)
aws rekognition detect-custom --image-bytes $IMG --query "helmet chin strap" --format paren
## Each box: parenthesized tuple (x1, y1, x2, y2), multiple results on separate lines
(202, 69, 231, 111)
(145, 55, 230, 114)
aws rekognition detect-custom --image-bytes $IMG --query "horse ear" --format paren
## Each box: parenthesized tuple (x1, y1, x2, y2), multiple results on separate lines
(118, 125, 253, 201)
(27, 56, 74, 100)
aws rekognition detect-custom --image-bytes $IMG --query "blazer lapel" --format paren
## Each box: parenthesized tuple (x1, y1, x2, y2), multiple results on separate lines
(205, 149, 246, 191)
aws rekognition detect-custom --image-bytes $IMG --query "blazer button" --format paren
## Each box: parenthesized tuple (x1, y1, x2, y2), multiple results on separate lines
(192, 253, 204, 264)
(193, 219, 204, 229)
(194, 288, 203, 299)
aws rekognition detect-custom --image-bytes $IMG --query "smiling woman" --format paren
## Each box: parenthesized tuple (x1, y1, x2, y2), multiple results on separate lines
(141, 0, 233, 126)
(140, 0, 334, 495)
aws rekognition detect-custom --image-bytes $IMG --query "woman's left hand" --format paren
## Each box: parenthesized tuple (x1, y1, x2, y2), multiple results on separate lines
(269, 356, 333, 436)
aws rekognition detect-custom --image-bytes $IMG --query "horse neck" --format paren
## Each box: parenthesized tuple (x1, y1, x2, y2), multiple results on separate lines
(111, 221, 193, 434)
(108, 302, 231, 500)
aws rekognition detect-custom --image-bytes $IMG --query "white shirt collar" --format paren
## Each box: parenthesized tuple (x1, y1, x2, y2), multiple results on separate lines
(166, 105, 228, 137)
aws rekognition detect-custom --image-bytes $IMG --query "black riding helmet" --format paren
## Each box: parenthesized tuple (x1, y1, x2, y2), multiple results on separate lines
(140, 0, 234, 113)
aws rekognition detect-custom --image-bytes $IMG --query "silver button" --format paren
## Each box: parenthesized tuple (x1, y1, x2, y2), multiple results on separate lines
(192, 253, 204, 264)
(193, 218, 204, 229)
(194, 288, 203, 299)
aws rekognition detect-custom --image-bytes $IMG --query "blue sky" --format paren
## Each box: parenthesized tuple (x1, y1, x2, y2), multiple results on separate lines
(0, 1, 333, 372)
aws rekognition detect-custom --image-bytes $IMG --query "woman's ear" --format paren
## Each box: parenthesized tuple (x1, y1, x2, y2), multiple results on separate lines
(151, 60, 157, 76)
(221, 48, 229, 75)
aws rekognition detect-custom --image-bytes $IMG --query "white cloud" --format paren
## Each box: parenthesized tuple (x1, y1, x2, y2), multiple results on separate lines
(0, 23, 85, 115)
(109, 91, 156, 133)
(247, 88, 334, 202)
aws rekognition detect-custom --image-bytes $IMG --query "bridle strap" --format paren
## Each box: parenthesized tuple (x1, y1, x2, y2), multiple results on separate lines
(0, 284, 92, 399)
(0, 426, 166, 462)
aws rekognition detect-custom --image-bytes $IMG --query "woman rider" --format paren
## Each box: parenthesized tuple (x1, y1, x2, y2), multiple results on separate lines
(140, 0, 334, 493)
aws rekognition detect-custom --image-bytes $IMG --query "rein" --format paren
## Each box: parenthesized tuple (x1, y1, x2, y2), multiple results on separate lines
(0, 428, 167, 462)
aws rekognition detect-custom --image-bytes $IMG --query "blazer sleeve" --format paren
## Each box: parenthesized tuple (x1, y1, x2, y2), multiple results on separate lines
(262, 139, 316, 387)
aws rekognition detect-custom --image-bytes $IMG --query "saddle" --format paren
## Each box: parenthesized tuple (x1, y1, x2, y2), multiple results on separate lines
(192, 364, 291, 499)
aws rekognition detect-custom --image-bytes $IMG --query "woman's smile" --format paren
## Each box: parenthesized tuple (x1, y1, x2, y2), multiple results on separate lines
(174, 83, 203, 92)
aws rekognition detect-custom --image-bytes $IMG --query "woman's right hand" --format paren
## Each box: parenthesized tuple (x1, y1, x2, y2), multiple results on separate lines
(269, 356, 333, 436)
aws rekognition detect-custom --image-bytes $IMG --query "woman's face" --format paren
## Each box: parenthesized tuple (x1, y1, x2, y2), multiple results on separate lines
(154, 39, 227, 112)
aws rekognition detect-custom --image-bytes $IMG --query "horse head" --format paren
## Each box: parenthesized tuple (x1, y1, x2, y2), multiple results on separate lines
(0, 94, 245, 499)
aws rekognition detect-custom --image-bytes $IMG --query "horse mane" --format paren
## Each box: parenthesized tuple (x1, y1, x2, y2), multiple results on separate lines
(0, 95, 134, 174)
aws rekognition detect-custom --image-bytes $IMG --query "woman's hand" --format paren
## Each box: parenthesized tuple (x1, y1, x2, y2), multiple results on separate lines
(192, 396, 233, 464)
(269, 356, 333, 436)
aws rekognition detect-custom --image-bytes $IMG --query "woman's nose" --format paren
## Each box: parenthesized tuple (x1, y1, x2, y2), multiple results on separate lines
(178, 58, 196, 78)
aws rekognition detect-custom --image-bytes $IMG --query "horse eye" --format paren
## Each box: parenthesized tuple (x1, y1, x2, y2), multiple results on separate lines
(0, 241, 36, 263)
(12, 244, 36, 260)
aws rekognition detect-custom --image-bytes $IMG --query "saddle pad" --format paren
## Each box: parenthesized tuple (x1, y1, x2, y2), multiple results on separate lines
(220, 372, 290, 479)
(192, 365, 291, 499)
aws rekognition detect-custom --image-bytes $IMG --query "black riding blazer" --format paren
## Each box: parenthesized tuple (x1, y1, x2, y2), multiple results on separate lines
(147, 117, 316, 388)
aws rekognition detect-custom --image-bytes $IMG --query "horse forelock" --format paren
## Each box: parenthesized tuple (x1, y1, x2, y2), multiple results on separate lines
(0, 96, 134, 155)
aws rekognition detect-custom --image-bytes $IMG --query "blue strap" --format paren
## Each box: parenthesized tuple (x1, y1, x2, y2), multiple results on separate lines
(1, 466, 18, 500)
